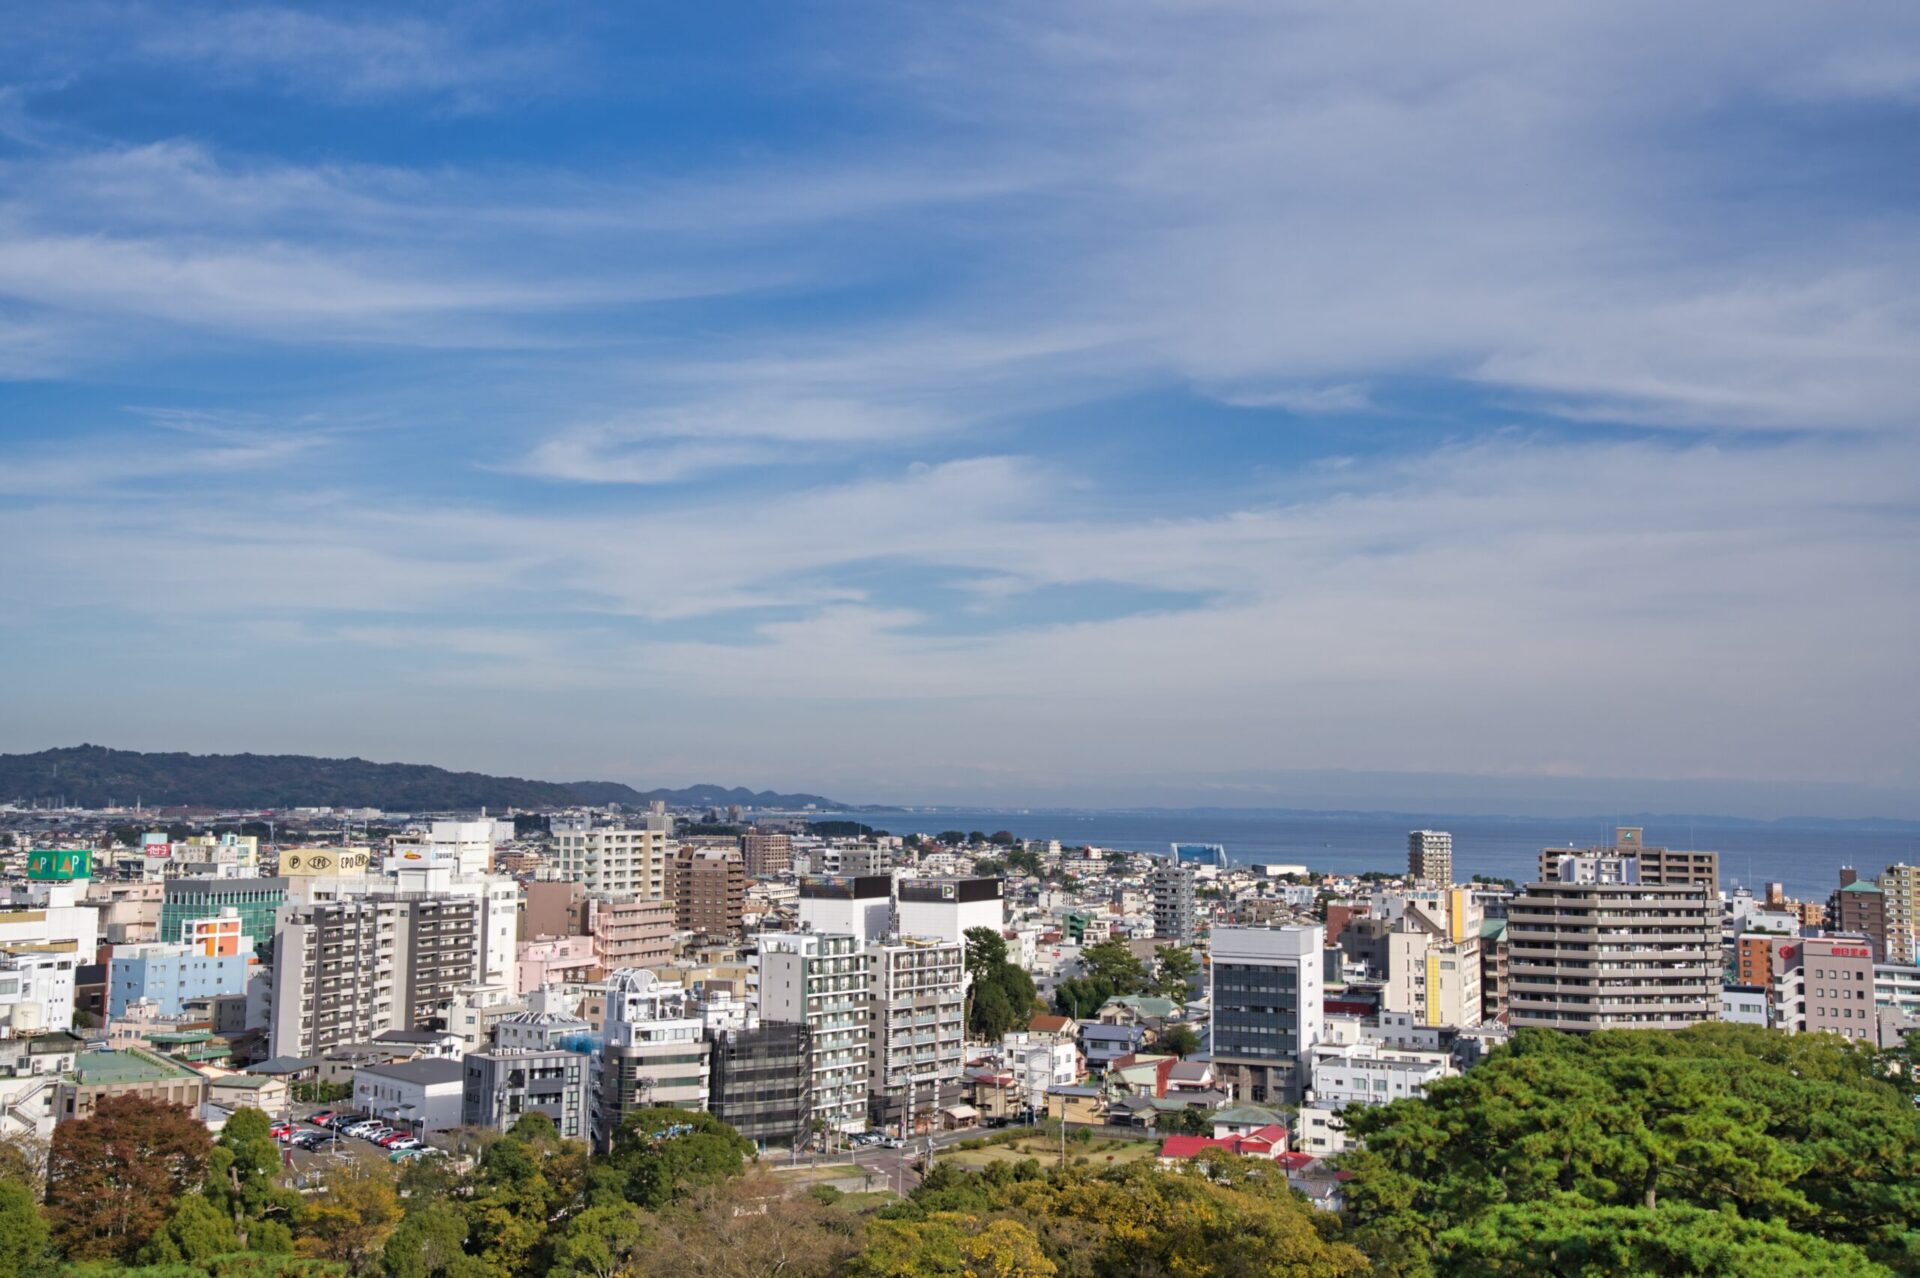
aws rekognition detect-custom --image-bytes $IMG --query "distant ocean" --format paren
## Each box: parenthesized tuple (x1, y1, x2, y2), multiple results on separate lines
(848, 808, 1920, 902)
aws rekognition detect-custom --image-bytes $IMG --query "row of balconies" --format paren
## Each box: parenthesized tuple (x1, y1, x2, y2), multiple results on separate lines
(1505, 959, 1720, 978)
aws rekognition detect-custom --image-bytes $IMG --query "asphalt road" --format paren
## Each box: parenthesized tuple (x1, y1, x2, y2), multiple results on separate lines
(772, 1124, 1047, 1194)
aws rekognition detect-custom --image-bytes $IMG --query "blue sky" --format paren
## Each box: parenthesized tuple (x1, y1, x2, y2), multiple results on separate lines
(2, 2, 1918, 816)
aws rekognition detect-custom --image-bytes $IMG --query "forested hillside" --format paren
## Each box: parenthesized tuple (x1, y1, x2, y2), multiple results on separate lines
(0, 745, 839, 811)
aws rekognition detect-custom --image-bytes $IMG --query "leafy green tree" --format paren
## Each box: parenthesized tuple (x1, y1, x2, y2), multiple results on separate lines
(853, 1213, 1056, 1278)
(549, 1203, 649, 1278)
(608, 1109, 754, 1210)
(383, 1202, 473, 1278)
(1159, 1025, 1200, 1059)
(1004, 849, 1045, 877)
(882, 1160, 1369, 1278)
(0, 1133, 47, 1199)
(140, 1193, 240, 1265)
(1052, 939, 1150, 1018)
(1436, 1201, 1890, 1277)
(297, 1165, 402, 1273)
(0, 1176, 50, 1278)
(1078, 940, 1148, 995)
(205, 1107, 300, 1250)
(965, 927, 1010, 976)
(1151, 946, 1198, 1001)
(1342, 1025, 1920, 1275)
(45, 1093, 212, 1260)
(973, 983, 1017, 1041)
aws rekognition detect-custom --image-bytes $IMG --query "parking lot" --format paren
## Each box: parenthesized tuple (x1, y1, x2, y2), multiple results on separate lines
(272, 1108, 452, 1182)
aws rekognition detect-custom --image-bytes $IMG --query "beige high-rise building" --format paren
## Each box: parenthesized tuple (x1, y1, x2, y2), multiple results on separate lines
(1407, 831, 1453, 887)
(587, 897, 674, 971)
(1382, 888, 1482, 1028)
(866, 937, 966, 1133)
(553, 827, 670, 898)
(1878, 864, 1920, 966)
(743, 830, 793, 877)
(1507, 870, 1719, 1032)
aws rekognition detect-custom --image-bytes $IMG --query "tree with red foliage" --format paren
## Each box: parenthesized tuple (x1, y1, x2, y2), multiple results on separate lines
(45, 1093, 212, 1261)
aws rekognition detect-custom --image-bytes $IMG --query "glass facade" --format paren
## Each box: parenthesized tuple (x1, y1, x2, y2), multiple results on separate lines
(158, 880, 287, 956)
(1211, 961, 1301, 1060)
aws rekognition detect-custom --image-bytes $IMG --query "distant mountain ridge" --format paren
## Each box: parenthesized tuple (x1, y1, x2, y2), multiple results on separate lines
(0, 745, 841, 812)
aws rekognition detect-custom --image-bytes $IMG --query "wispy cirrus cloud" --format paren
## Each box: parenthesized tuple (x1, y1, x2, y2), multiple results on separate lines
(3, 2, 1919, 810)
(134, 5, 567, 108)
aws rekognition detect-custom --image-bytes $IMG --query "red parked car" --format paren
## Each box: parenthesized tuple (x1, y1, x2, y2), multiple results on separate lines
(270, 1123, 295, 1140)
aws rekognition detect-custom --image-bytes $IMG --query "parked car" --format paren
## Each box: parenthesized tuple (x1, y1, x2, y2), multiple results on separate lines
(270, 1123, 295, 1139)
(309, 1111, 337, 1126)
(376, 1132, 413, 1148)
(289, 1132, 327, 1149)
(388, 1137, 423, 1151)
(345, 1123, 384, 1139)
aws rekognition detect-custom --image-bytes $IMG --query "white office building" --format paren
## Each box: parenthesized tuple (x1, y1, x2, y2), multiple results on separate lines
(1208, 925, 1324, 1106)
(796, 877, 894, 945)
(894, 878, 1004, 946)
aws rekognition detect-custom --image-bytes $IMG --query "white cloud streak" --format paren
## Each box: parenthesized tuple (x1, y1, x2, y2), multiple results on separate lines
(3, 2, 1919, 805)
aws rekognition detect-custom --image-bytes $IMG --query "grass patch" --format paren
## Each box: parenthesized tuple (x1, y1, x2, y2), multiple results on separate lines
(767, 1163, 863, 1184)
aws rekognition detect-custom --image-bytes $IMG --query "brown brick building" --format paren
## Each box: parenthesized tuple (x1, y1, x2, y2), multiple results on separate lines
(670, 847, 746, 939)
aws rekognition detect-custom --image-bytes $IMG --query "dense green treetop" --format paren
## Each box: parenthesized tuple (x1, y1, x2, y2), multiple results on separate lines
(1340, 1023, 1920, 1276)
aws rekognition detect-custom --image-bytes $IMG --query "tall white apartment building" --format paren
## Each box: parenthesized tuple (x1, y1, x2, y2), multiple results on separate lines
(1408, 831, 1453, 887)
(286, 863, 521, 993)
(866, 937, 966, 1132)
(268, 898, 400, 1059)
(553, 826, 671, 898)
(759, 933, 872, 1133)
